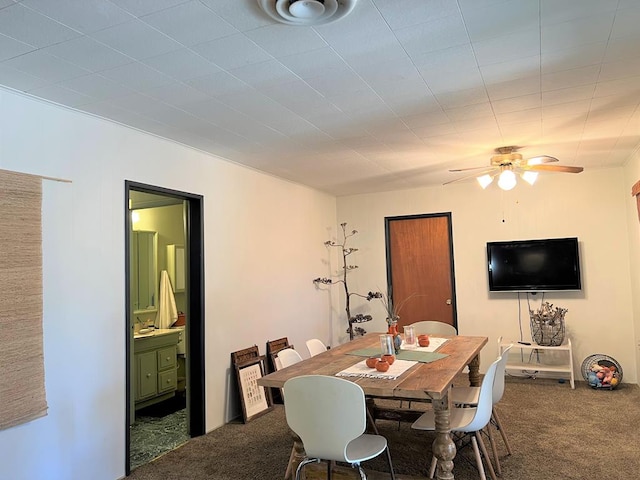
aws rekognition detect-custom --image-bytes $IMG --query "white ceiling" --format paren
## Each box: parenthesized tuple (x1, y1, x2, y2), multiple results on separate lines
(1, 0, 639, 196)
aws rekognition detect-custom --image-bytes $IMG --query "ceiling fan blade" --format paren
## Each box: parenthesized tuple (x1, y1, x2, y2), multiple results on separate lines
(526, 164, 584, 173)
(525, 155, 559, 165)
(449, 165, 491, 172)
(443, 168, 497, 185)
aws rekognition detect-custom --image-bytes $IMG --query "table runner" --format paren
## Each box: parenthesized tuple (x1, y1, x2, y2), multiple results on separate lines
(346, 337, 449, 364)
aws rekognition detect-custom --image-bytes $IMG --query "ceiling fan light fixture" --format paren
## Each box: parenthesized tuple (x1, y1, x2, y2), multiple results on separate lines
(477, 174, 493, 189)
(498, 169, 517, 191)
(521, 171, 538, 185)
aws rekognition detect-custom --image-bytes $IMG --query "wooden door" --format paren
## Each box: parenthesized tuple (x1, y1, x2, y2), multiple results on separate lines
(385, 213, 457, 330)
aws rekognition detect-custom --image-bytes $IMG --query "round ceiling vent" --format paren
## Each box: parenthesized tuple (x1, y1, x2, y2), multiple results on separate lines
(257, 0, 358, 26)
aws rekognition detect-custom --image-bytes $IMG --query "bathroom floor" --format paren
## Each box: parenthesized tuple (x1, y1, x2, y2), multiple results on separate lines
(130, 395, 189, 471)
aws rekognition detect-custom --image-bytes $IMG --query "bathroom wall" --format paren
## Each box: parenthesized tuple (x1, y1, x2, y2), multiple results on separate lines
(134, 204, 187, 320)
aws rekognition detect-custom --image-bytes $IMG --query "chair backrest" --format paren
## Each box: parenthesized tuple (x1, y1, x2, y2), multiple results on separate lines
(410, 320, 457, 336)
(283, 375, 367, 462)
(461, 355, 501, 433)
(277, 348, 303, 369)
(493, 343, 513, 404)
(305, 338, 327, 357)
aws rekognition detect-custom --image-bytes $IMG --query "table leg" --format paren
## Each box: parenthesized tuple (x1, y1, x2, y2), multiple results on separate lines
(468, 354, 481, 387)
(284, 431, 306, 480)
(432, 394, 456, 480)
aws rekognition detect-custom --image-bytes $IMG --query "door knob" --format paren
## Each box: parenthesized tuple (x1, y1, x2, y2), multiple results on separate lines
(446, 299, 452, 305)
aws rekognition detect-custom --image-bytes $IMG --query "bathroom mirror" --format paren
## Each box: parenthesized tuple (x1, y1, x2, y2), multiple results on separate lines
(131, 230, 158, 313)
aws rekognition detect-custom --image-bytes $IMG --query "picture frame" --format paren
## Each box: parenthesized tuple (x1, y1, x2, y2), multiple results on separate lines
(231, 346, 273, 423)
(266, 338, 292, 404)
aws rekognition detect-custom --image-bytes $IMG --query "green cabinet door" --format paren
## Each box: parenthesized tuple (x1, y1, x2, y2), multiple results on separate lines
(136, 350, 157, 401)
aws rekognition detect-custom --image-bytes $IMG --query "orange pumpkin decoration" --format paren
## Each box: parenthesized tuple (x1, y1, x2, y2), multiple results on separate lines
(418, 334, 430, 347)
(375, 359, 390, 372)
(381, 354, 395, 365)
(366, 357, 380, 368)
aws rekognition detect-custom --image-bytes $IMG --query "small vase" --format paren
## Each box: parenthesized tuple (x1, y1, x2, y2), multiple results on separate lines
(387, 322, 402, 354)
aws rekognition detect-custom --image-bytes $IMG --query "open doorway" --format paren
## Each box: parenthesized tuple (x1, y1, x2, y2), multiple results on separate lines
(125, 181, 205, 475)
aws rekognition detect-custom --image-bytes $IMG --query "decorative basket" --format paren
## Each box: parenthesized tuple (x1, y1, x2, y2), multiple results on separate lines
(581, 354, 623, 389)
(529, 302, 566, 346)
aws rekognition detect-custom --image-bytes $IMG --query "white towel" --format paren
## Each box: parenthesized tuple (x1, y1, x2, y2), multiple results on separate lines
(156, 270, 178, 329)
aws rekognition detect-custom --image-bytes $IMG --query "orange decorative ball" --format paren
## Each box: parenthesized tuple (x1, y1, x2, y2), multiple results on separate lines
(381, 354, 395, 365)
(375, 359, 390, 372)
(366, 357, 380, 368)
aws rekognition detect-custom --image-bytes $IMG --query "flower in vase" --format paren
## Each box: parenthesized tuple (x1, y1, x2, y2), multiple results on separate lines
(372, 290, 418, 326)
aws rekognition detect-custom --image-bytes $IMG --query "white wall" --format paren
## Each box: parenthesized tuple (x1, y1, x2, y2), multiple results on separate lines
(336, 168, 638, 384)
(623, 148, 640, 381)
(0, 89, 336, 480)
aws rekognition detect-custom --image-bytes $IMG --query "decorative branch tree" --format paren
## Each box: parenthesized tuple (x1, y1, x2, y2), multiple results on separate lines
(313, 223, 381, 340)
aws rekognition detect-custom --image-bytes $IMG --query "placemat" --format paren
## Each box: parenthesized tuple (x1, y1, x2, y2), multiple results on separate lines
(336, 359, 417, 380)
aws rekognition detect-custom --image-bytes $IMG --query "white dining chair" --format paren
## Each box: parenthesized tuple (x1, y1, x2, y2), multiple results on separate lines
(412, 355, 501, 480)
(283, 375, 396, 480)
(450, 341, 514, 475)
(305, 338, 327, 357)
(409, 320, 457, 336)
(277, 348, 303, 369)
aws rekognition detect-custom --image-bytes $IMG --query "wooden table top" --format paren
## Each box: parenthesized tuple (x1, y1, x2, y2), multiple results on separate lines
(258, 333, 488, 401)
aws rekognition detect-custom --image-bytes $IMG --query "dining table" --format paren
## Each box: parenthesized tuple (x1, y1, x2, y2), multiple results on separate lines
(257, 332, 488, 480)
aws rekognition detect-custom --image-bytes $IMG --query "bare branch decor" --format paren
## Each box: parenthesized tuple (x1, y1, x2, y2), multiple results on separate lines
(313, 223, 381, 340)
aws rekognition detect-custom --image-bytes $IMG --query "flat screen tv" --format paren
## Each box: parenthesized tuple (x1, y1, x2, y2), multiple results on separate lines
(487, 237, 581, 292)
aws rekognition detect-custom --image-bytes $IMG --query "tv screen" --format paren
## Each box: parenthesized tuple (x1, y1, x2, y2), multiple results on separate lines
(487, 237, 581, 292)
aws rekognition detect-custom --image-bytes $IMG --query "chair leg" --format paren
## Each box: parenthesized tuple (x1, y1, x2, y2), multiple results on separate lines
(356, 464, 367, 480)
(428, 455, 437, 479)
(295, 458, 320, 480)
(365, 405, 380, 435)
(470, 436, 487, 480)
(485, 423, 501, 476)
(385, 446, 396, 480)
(492, 408, 512, 456)
(475, 432, 498, 480)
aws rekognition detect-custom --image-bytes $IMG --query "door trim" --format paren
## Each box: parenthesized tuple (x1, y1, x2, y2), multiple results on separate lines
(384, 212, 458, 329)
(125, 181, 206, 475)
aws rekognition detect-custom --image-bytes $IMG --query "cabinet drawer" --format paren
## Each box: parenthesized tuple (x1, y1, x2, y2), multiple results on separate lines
(158, 369, 177, 393)
(157, 345, 177, 370)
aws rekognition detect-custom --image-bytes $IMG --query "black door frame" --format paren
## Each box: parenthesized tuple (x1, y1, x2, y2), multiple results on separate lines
(124, 180, 205, 475)
(384, 212, 458, 329)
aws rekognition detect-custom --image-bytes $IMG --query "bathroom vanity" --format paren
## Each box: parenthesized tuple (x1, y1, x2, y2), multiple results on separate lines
(133, 329, 180, 410)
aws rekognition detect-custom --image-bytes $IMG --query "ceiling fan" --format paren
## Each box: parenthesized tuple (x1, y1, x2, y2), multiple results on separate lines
(445, 146, 584, 190)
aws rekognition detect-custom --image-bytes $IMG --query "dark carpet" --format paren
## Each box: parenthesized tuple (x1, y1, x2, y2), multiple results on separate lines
(127, 377, 640, 480)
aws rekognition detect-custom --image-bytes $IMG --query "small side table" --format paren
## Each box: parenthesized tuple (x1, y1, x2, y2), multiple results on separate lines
(500, 338, 574, 389)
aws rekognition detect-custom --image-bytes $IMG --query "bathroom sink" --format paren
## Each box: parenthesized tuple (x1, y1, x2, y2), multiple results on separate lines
(134, 328, 177, 339)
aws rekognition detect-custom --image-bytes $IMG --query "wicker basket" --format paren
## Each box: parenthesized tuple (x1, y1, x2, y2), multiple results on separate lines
(581, 354, 623, 389)
(530, 314, 565, 346)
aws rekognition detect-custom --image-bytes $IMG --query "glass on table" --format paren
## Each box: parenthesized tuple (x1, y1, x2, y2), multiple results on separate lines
(403, 325, 416, 349)
(379, 334, 395, 356)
